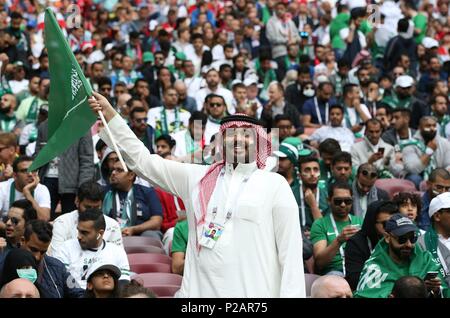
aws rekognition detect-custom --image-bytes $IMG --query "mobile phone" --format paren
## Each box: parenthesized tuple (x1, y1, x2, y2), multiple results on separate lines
(424, 271, 439, 280)
(359, 121, 365, 126)
(378, 147, 385, 155)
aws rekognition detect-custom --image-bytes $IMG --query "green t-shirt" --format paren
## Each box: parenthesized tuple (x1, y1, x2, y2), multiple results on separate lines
(330, 13, 350, 50)
(354, 239, 448, 298)
(171, 219, 188, 254)
(310, 213, 363, 275)
(413, 13, 427, 44)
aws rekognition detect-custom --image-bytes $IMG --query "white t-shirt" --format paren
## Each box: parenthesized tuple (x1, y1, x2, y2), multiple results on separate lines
(147, 106, 191, 134)
(52, 238, 130, 289)
(339, 28, 367, 48)
(0, 178, 51, 217)
(204, 119, 221, 146)
(9, 79, 29, 95)
(343, 105, 372, 128)
(48, 210, 123, 257)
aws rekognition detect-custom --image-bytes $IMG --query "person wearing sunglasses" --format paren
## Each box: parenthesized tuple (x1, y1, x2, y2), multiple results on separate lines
(352, 163, 389, 219)
(84, 262, 120, 298)
(0, 200, 37, 277)
(345, 200, 398, 290)
(351, 118, 403, 179)
(355, 213, 448, 298)
(311, 181, 363, 276)
(417, 192, 450, 290)
(129, 107, 155, 154)
(204, 94, 227, 147)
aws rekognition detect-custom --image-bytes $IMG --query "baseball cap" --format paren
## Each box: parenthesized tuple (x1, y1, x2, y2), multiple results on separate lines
(395, 75, 414, 89)
(422, 37, 439, 49)
(385, 213, 418, 237)
(86, 262, 121, 282)
(143, 52, 154, 63)
(175, 52, 187, 61)
(273, 142, 299, 164)
(81, 41, 94, 52)
(149, 20, 159, 31)
(231, 79, 243, 87)
(429, 192, 450, 218)
(243, 77, 258, 87)
(282, 136, 303, 152)
(104, 43, 115, 52)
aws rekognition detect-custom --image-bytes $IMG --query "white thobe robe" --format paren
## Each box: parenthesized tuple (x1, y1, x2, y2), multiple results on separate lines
(99, 114, 305, 298)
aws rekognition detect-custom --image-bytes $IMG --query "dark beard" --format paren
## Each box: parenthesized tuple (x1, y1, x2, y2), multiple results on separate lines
(303, 182, 318, 190)
(422, 130, 437, 143)
(0, 107, 10, 114)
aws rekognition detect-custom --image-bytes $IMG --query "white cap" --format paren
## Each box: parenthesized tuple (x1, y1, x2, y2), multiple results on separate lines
(86, 50, 105, 64)
(316, 74, 329, 84)
(395, 75, 414, 88)
(104, 43, 115, 52)
(422, 37, 439, 49)
(231, 79, 243, 87)
(149, 20, 159, 31)
(429, 192, 450, 218)
(243, 77, 258, 87)
(86, 261, 121, 282)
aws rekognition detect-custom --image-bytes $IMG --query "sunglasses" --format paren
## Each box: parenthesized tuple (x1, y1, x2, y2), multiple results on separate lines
(333, 198, 353, 206)
(361, 170, 377, 179)
(134, 118, 148, 123)
(209, 103, 223, 108)
(3, 216, 20, 226)
(392, 233, 418, 244)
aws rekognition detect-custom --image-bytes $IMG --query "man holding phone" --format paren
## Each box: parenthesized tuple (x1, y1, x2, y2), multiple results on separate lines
(351, 119, 404, 178)
(418, 192, 450, 290)
(355, 213, 448, 298)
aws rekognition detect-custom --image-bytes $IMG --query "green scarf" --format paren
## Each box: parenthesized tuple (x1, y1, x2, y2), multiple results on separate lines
(424, 226, 448, 279)
(354, 239, 446, 298)
(25, 97, 39, 124)
(0, 113, 17, 133)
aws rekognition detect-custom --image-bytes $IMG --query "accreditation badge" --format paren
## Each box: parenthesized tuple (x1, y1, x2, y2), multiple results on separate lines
(199, 222, 224, 249)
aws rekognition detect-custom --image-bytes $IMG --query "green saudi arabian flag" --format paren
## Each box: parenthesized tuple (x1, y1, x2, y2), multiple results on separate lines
(29, 8, 96, 171)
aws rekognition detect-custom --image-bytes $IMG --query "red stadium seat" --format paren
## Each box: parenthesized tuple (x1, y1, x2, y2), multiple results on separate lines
(125, 245, 165, 254)
(374, 179, 417, 199)
(304, 273, 321, 297)
(133, 273, 183, 287)
(148, 285, 180, 297)
(127, 253, 172, 265)
(123, 236, 163, 249)
(130, 263, 171, 274)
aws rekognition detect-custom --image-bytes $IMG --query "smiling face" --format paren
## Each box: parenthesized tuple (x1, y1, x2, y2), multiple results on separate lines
(222, 127, 256, 165)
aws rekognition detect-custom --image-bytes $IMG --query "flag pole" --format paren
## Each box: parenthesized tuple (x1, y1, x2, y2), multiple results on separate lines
(94, 98, 128, 172)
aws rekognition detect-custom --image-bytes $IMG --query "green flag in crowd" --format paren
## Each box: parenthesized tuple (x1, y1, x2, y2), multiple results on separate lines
(30, 8, 96, 171)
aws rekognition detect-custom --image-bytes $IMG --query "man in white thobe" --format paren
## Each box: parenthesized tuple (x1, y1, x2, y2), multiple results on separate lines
(88, 92, 305, 298)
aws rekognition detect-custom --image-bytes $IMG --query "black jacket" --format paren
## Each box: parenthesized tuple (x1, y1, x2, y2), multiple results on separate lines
(260, 102, 304, 135)
(383, 35, 417, 74)
(284, 83, 309, 114)
(36, 255, 84, 298)
(345, 200, 388, 290)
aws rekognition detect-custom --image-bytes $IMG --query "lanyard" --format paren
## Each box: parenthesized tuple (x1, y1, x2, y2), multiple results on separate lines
(314, 97, 328, 125)
(209, 169, 251, 225)
(299, 181, 320, 228)
(114, 188, 134, 222)
(396, 128, 412, 144)
(160, 107, 180, 135)
(174, 195, 181, 211)
(330, 214, 352, 276)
